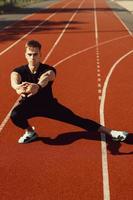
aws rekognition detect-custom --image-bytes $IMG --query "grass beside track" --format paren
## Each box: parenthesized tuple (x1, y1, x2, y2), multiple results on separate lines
(0, 0, 46, 13)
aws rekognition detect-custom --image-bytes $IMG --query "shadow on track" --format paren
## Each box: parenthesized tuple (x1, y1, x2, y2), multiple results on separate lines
(0, 19, 85, 42)
(0, 18, 130, 43)
(107, 133, 133, 155)
(32, 131, 133, 155)
(0, 5, 129, 42)
(0, 6, 126, 15)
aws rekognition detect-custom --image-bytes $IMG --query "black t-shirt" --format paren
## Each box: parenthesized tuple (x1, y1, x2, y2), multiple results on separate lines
(13, 63, 56, 104)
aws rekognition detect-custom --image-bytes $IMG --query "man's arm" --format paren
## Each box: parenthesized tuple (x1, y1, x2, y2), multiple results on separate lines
(25, 70, 56, 97)
(10, 71, 22, 90)
(38, 70, 56, 88)
(10, 72, 28, 96)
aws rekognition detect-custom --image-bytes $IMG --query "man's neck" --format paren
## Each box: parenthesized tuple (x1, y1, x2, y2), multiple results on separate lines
(28, 63, 40, 74)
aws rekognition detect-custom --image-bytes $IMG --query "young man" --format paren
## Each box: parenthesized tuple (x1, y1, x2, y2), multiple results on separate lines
(10, 40, 128, 143)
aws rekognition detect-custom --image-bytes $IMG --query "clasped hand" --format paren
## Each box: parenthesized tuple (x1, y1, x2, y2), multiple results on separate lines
(16, 82, 39, 97)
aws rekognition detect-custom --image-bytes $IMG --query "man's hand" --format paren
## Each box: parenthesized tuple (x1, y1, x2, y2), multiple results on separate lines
(16, 82, 29, 96)
(25, 83, 40, 97)
(15, 82, 40, 97)
(11, 72, 40, 97)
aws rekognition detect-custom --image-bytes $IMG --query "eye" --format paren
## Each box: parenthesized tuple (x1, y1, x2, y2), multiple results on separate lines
(27, 53, 38, 56)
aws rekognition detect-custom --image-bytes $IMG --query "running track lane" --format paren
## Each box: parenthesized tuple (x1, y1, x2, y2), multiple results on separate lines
(2, 2, 102, 199)
(0, 0, 133, 199)
(95, 0, 133, 199)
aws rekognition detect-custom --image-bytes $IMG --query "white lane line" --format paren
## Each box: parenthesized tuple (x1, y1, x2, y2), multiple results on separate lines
(54, 34, 130, 67)
(111, 3, 133, 36)
(100, 49, 133, 126)
(99, 96, 101, 100)
(97, 69, 100, 73)
(98, 77, 101, 81)
(43, 0, 85, 63)
(0, 14, 34, 31)
(0, 97, 21, 133)
(97, 64, 100, 68)
(93, 0, 102, 100)
(93, 0, 110, 200)
(94, 0, 98, 44)
(98, 89, 102, 94)
(0, 0, 85, 135)
(97, 73, 101, 77)
(0, 0, 74, 56)
(98, 83, 102, 88)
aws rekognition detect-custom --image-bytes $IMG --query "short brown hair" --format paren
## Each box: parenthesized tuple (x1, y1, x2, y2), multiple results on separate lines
(25, 40, 41, 50)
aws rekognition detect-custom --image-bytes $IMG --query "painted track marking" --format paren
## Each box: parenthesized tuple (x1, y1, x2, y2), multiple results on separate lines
(94, 0, 102, 100)
(54, 34, 130, 67)
(111, 4, 133, 37)
(100, 49, 133, 126)
(93, 0, 110, 199)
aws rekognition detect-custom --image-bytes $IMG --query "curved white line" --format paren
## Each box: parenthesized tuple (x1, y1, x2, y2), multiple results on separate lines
(54, 34, 130, 67)
(100, 49, 133, 126)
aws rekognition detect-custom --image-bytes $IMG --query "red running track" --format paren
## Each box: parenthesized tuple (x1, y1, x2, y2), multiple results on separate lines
(0, 0, 133, 199)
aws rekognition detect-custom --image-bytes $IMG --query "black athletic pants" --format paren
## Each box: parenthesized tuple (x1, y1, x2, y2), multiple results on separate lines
(10, 98, 101, 132)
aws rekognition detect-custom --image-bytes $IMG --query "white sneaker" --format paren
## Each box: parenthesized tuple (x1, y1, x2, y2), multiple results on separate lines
(18, 127, 37, 144)
(110, 130, 128, 141)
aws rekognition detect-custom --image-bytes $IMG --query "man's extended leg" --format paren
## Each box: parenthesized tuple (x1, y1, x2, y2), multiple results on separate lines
(10, 99, 128, 143)
(42, 100, 128, 141)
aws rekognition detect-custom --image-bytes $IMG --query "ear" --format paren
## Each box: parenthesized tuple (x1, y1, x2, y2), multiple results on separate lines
(25, 52, 27, 58)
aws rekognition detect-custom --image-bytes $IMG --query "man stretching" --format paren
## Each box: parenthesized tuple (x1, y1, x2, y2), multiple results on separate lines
(10, 40, 128, 143)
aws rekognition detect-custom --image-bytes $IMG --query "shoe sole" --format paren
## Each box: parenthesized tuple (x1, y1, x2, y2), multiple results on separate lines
(111, 131, 128, 142)
(112, 135, 127, 142)
(18, 134, 38, 144)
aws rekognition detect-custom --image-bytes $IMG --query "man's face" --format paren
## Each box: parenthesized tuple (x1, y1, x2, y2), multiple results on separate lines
(25, 47, 41, 66)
